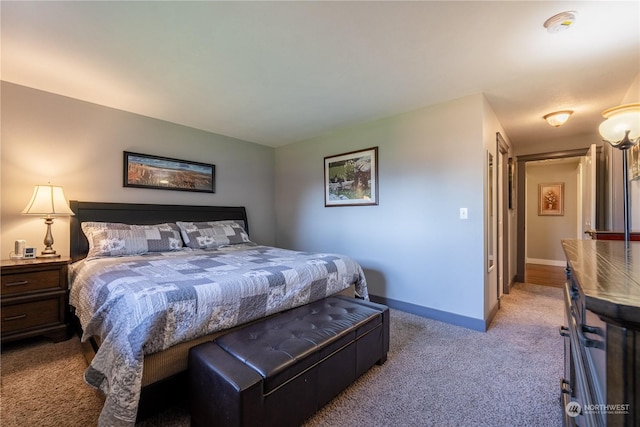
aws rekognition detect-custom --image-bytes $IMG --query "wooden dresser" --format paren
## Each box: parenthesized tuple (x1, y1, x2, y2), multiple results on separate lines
(561, 240, 639, 427)
(1, 257, 71, 343)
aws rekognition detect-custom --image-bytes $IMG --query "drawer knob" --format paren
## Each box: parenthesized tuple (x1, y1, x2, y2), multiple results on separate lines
(3, 314, 27, 321)
(4, 280, 29, 287)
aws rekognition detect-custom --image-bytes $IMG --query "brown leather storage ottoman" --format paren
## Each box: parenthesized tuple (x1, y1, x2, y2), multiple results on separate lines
(189, 295, 389, 427)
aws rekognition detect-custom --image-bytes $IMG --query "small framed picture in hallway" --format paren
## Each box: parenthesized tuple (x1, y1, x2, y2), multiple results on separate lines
(538, 183, 564, 216)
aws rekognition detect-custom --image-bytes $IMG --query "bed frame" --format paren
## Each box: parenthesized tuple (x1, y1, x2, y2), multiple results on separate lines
(69, 201, 356, 421)
(69, 200, 250, 420)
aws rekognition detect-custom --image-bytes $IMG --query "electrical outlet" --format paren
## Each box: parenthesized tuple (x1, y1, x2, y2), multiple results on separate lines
(460, 208, 468, 219)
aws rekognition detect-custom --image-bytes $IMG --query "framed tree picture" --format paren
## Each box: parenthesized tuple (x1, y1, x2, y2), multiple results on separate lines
(324, 147, 378, 207)
(538, 183, 563, 216)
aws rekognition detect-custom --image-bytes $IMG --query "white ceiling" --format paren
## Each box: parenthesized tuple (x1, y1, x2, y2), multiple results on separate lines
(1, 1, 639, 148)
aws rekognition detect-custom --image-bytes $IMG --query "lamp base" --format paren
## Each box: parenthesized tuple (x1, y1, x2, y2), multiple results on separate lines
(38, 248, 61, 258)
(37, 253, 61, 259)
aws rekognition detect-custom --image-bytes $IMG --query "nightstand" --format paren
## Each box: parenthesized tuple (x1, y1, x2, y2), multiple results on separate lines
(1, 257, 71, 343)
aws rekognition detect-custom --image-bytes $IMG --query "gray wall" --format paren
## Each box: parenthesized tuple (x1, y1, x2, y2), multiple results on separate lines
(1, 82, 276, 257)
(275, 94, 498, 325)
(1, 82, 514, 329)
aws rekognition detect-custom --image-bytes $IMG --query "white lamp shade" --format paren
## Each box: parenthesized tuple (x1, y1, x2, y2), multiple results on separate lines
(598, 103, 640, 145)
(22, 185, 74, 216)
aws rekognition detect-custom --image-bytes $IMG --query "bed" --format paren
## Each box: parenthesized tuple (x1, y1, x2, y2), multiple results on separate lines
(68, 201, 368, 427)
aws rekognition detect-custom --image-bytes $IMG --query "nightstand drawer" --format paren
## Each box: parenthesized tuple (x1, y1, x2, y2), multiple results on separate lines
(1, 298, 61, 333)
(1, 258, 70, 343)
(1, 270, 61, 296)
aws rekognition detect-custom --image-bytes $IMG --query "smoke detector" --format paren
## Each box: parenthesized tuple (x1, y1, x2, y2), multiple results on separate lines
(544, 11, 577, 33)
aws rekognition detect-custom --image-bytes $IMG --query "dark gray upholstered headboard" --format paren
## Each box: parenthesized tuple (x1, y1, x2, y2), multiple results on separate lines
(69, 201, 249, 262)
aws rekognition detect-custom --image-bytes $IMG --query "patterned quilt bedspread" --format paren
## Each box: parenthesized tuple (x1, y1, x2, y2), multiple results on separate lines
(68, 244, 368, 427)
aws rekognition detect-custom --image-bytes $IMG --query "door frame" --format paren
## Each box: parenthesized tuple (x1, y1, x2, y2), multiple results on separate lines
(578, 144, 597, 239)
(515, 148, 590, 283)
(496, 133, 509, 296)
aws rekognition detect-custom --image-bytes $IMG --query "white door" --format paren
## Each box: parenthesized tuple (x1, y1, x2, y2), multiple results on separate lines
(578, 144, 597, 239)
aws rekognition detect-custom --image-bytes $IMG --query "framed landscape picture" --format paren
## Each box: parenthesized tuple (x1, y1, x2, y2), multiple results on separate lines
(123, 151, 215, 193)
(324, 147, 378, 207)
(538, 182, 563, 216)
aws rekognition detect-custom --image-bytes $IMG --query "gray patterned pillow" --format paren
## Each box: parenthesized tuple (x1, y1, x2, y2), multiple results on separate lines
(81, 222, 183, 259)
(176, 220, 251, 249)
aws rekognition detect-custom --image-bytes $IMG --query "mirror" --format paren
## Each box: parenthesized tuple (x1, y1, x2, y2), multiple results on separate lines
(487, 151, 494, 271)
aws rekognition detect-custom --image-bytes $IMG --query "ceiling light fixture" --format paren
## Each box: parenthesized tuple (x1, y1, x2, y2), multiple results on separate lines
(543, 110, 573, 127)
(544, 11, 577, 33)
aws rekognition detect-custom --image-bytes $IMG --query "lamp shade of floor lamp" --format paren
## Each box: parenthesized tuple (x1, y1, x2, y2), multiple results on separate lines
(598, 103, 640, 243)
(21, 184, 74, 258)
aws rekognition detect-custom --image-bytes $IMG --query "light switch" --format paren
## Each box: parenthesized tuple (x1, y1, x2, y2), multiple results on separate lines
(460, 208, 468, 219)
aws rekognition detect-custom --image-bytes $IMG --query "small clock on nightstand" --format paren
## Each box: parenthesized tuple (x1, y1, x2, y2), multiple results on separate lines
(1, 257, 71, 343)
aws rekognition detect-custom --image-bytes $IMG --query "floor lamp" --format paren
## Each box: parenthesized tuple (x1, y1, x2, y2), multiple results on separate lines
(598, 103, 640, 243)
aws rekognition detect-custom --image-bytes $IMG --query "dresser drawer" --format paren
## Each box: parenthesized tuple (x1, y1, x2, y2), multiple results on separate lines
(1, 270, 61, 296)
(1, 298, 62, 333)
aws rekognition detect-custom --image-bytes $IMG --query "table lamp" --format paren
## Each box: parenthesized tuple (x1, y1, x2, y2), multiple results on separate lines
(21, 184, 74, 258)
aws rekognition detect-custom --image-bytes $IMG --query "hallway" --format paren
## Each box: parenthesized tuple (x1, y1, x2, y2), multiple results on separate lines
(524, 263, 566, 288)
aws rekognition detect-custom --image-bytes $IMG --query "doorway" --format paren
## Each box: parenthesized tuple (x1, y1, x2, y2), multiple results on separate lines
(515, 148, 591, 283)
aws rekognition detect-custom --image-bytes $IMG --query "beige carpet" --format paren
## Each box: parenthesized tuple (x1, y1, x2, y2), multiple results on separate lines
(0, 333, 103, 427)
(1, 282, 564, 426)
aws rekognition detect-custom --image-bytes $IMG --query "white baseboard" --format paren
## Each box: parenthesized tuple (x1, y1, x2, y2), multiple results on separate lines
(526, 258, 566, 267)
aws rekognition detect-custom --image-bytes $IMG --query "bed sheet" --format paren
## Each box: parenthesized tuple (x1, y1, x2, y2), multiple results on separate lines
(68, 244, 368, 427)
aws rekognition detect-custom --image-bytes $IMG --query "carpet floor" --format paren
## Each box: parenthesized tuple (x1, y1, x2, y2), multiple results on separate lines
(1, 282, 564, 426)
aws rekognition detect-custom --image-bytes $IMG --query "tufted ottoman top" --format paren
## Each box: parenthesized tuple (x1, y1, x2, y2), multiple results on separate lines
(215, 296, 382, 393)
